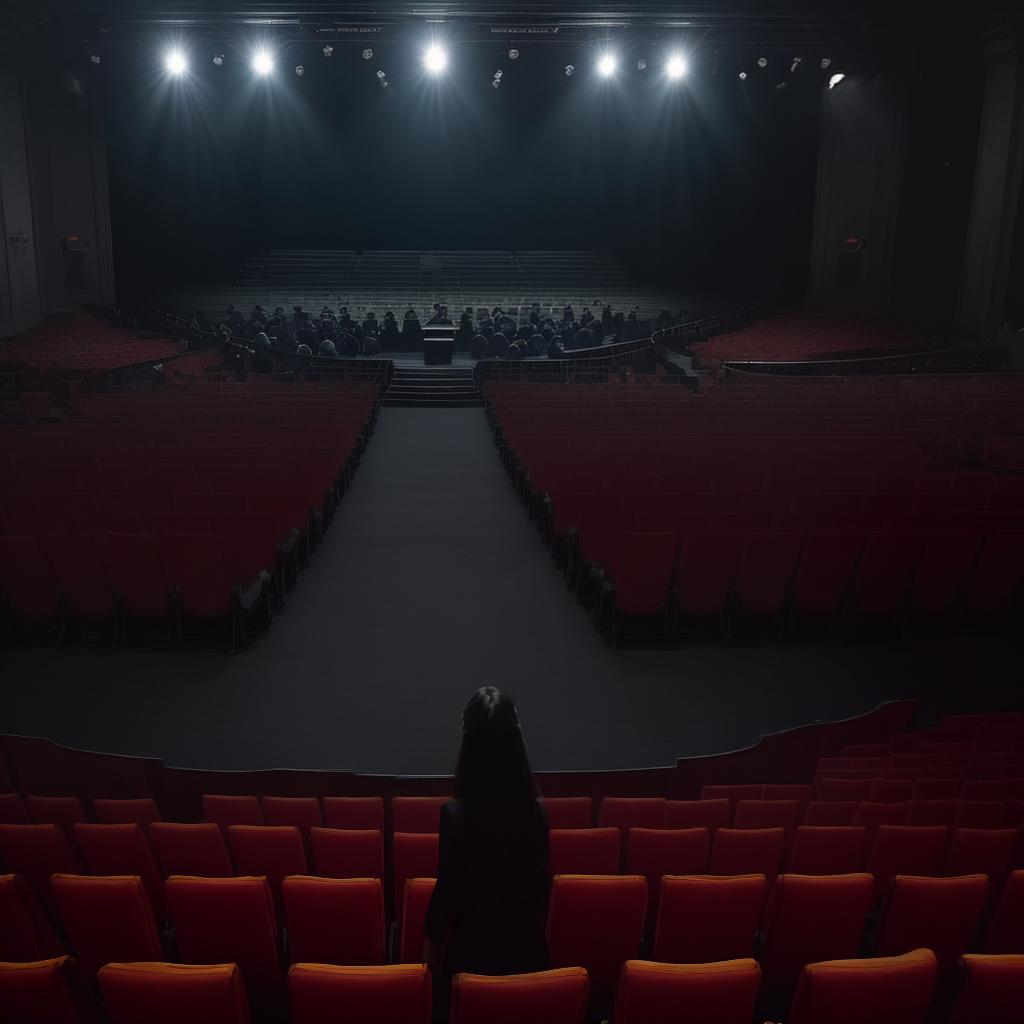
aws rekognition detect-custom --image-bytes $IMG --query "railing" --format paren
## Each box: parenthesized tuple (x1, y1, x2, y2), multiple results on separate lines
(653, 306, 759, 352)
(721, 346, 1011, 378)
(473, 336, 660, 386)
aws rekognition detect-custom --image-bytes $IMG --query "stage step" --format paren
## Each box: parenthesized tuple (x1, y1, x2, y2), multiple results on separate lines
(383, 365, 483, 408)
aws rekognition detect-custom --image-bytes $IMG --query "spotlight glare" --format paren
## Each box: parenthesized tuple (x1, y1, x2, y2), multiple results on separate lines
(597, 53, 617, 78)
(637, 58, 647, 71)
(828, 72, 846, 89)
(252, 49, 273, 76)
(322, 44, 334, 58)
(423, 44, 448, 74)
(738, 71, 748, 81)
(508, 48, 519, 60)
(564, 64, 574, 76)
(295, 65, 305, 77)
(666, 53, 687, 80)
(757, 56, 768, 69)
(821, 57, 832, 69)
(212, 53, 224, 66)
(165, 49, 187, 76)
(362, 48, 373, 60)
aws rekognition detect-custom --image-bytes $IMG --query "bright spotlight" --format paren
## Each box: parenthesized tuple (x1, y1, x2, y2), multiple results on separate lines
(666, 54, 688, 80)
(165, 49, 187, 76)
(828, 72, 846, 89)
(597, 53, 617, 78)
(423, 44, 448, 74)
(252, 49, 273, 76)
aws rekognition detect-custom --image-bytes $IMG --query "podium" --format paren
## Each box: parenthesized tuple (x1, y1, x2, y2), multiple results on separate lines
(423, 323, 455, 365)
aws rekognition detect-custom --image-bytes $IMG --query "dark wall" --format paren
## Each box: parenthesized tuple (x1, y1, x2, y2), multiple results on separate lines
(98, 42, 823, 303)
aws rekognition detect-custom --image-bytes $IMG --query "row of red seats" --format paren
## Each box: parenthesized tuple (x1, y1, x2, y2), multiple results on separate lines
(3, 866, 1022, 1023)
(11, 949, 1022, 1024)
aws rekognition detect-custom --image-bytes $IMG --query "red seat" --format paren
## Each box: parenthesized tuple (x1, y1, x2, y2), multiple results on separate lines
(709, 828, 785, 886)
(854, 801, 910, 847)
(310, 827, 384, 879)
(549, 827, 621, 877)
(51, 874, 163, 976)
(817, 778, 873, 802)
(227, 825, 308, 922)
(674, 533, 743, 618)
(0, 873, 63, 961)
(804, 800, 859, 826)
(867, 825, 949, 899)
(100, 962, 250, 1024)
(613, 958, 760, 1024)
(760, 873, 875, 995)
(735, 799, 801, 837)
(451, 967, 589, 1024)
(546, 874, 646, 1019)
(601, 531, 676, 616)
(261, 797, 322, 854)
(103, 532, 172, 622)
(665, 799, 731, 833)
(398, 877, 435, 964)
(984, 870, 1024, 953)
(700, 785, 762, 822)
(913, 779, 961, 800)
(0, 535, 60, 623)
(0, 793, 29, 823)
(908, 798, 960, 827)
(950, 954, 1024, 1024)
(736, 532, 803, 617)
(165, 875, 284, 1014)
(288, 963, 431, 1024)
(787, 948, 937, 1024)
(25, 796, 88, 841)
(598, 798, 666, 863)
(852, 531, 922, 616)
(792, 532, 865, 615)
(73, 823, 167, 920)
(202, 794, 264, 831)
(911, 531, 983, 613)
(762, 785, 813, 819)
(946, 828, 1018, 894)
(965, 530, 1024, 616)
(652, 874, 764, 964)
(787, 826, 867, 875)
(322, 796, 384, 831)
(392, 796, 450, 834)
(875, 874, 988, 970)
(869, 779, 915, 804)
(392, 832, 438, 914)
(626, 828, 709, 928)
(161, 532, 237, 620)
(0, 824, 80, 919)
(150, 823, 233, 878)
(540, 797, 592, 829)
(283, 876, 385, 965)
(0, 957, 84, 1024)
(93, 798, 162, 827)
(39, 534, 116, 623)
(957, 800, 1007, 828)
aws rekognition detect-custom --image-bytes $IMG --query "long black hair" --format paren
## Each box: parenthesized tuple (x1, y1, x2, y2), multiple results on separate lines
(453, 687, 539, 825)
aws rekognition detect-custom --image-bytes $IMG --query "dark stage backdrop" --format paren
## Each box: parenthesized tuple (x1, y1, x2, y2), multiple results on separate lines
(100, 41, 822, 303)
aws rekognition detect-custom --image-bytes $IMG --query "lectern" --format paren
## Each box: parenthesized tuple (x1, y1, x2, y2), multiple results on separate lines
(423, 323, 455, 365)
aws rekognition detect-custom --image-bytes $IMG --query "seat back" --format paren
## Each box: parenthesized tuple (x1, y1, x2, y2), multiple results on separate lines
(161, 533, 234, 617)
(399, 877, 436, 964)
(908, 798, 960, 827)
(804, 801, 859, 826)
(761, 873, 875, 992)
(875, 874, 988, 970)
(950, 954, 1024, 1024)
(867, 825, 949, 899)
(700, 785, 762, 822)
(391, 796, 451, 834)
(0, 956, 83, 1024)
(150, 823, 233, 878)
(787, 948, 937, 1024)
(261, 797, 322, 852)
(652, 873, 764, 964)
(946, 829, 1018, 894)
(735, 799, 801, 835)
(288, 963, 431, 1024)
(984, 870, 1024, 953)
(665, 799, 731, 833)
(322, 796, 385, 831)
(0, 873, 63, 961)
(99, 962, 250, 1024)
(73, 822, 166, 920)
(0, 793, 30, 823)
(626, 828, 709, 928)
(549, 828, 621, 877)
(0, 824, 80, 919)
(546, 874, 646, 1018)
(614, 958, 761, 1024)
(51, 874, 163, 977)
(25, 796, 87, 840)
(392, 832, 439, 913)
(737, 532, 803, 615)
(227, 825, 308, 921)
(451, 967, 589, 1024)
(93, 798, 162, 826)
(0, 535, 60, 620)
(310, 828, 384, 879)
(792, 532, 865, 614)
(710, 827, 785, 886)
(103, 533, 171, 616)
(787, 826, 867, 874)
(202, 794, 264, 830)
(165, 875, 283, 1010)
(539, 798, 592, 830)
(283, 876, 385, 966)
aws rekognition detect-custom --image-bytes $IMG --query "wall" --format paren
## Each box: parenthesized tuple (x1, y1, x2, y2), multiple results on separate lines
(806, 75, 909, 311)
(957, 19, 1024, 342)
(0, 35, 114, 337)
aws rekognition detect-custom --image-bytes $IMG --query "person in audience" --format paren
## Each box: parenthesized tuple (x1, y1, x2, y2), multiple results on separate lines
(380, 311, 401, 348)
(424, 687, 549, 1019)
(317, 338, 337, 358)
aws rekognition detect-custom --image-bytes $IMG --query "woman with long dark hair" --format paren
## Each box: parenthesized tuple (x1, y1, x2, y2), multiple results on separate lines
(423, 686, 550, 1011)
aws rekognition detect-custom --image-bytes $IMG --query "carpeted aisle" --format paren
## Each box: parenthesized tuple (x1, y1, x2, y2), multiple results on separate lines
(0, 406, 1019, 774)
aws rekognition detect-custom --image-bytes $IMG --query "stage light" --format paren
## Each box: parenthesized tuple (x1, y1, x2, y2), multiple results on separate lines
(637, 58, 647, 71)
(492, 78, 500, 88)
(362, 48, 373, 60)
(322, 44, 334, 58)
(295, 65, 304, 77)
(564, 64, 574, 76)
(790, 56, 802, 73)
(90, 54, 102, 65)
(165, 49, 187, 76)
(423, 44, 448, 74)
(666, 54, 687, 80)
(828, 72, 846, 89)
(376, 69, 386, 79)
(508, 48, 519, 60)
(252, 49, 273, 76)
(597, 53, 617, 78)
(757, 56, 767, 69)
(821, 57, 832, 69)
(738, 71, 747, 80)
(213, 53, 224, 66)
